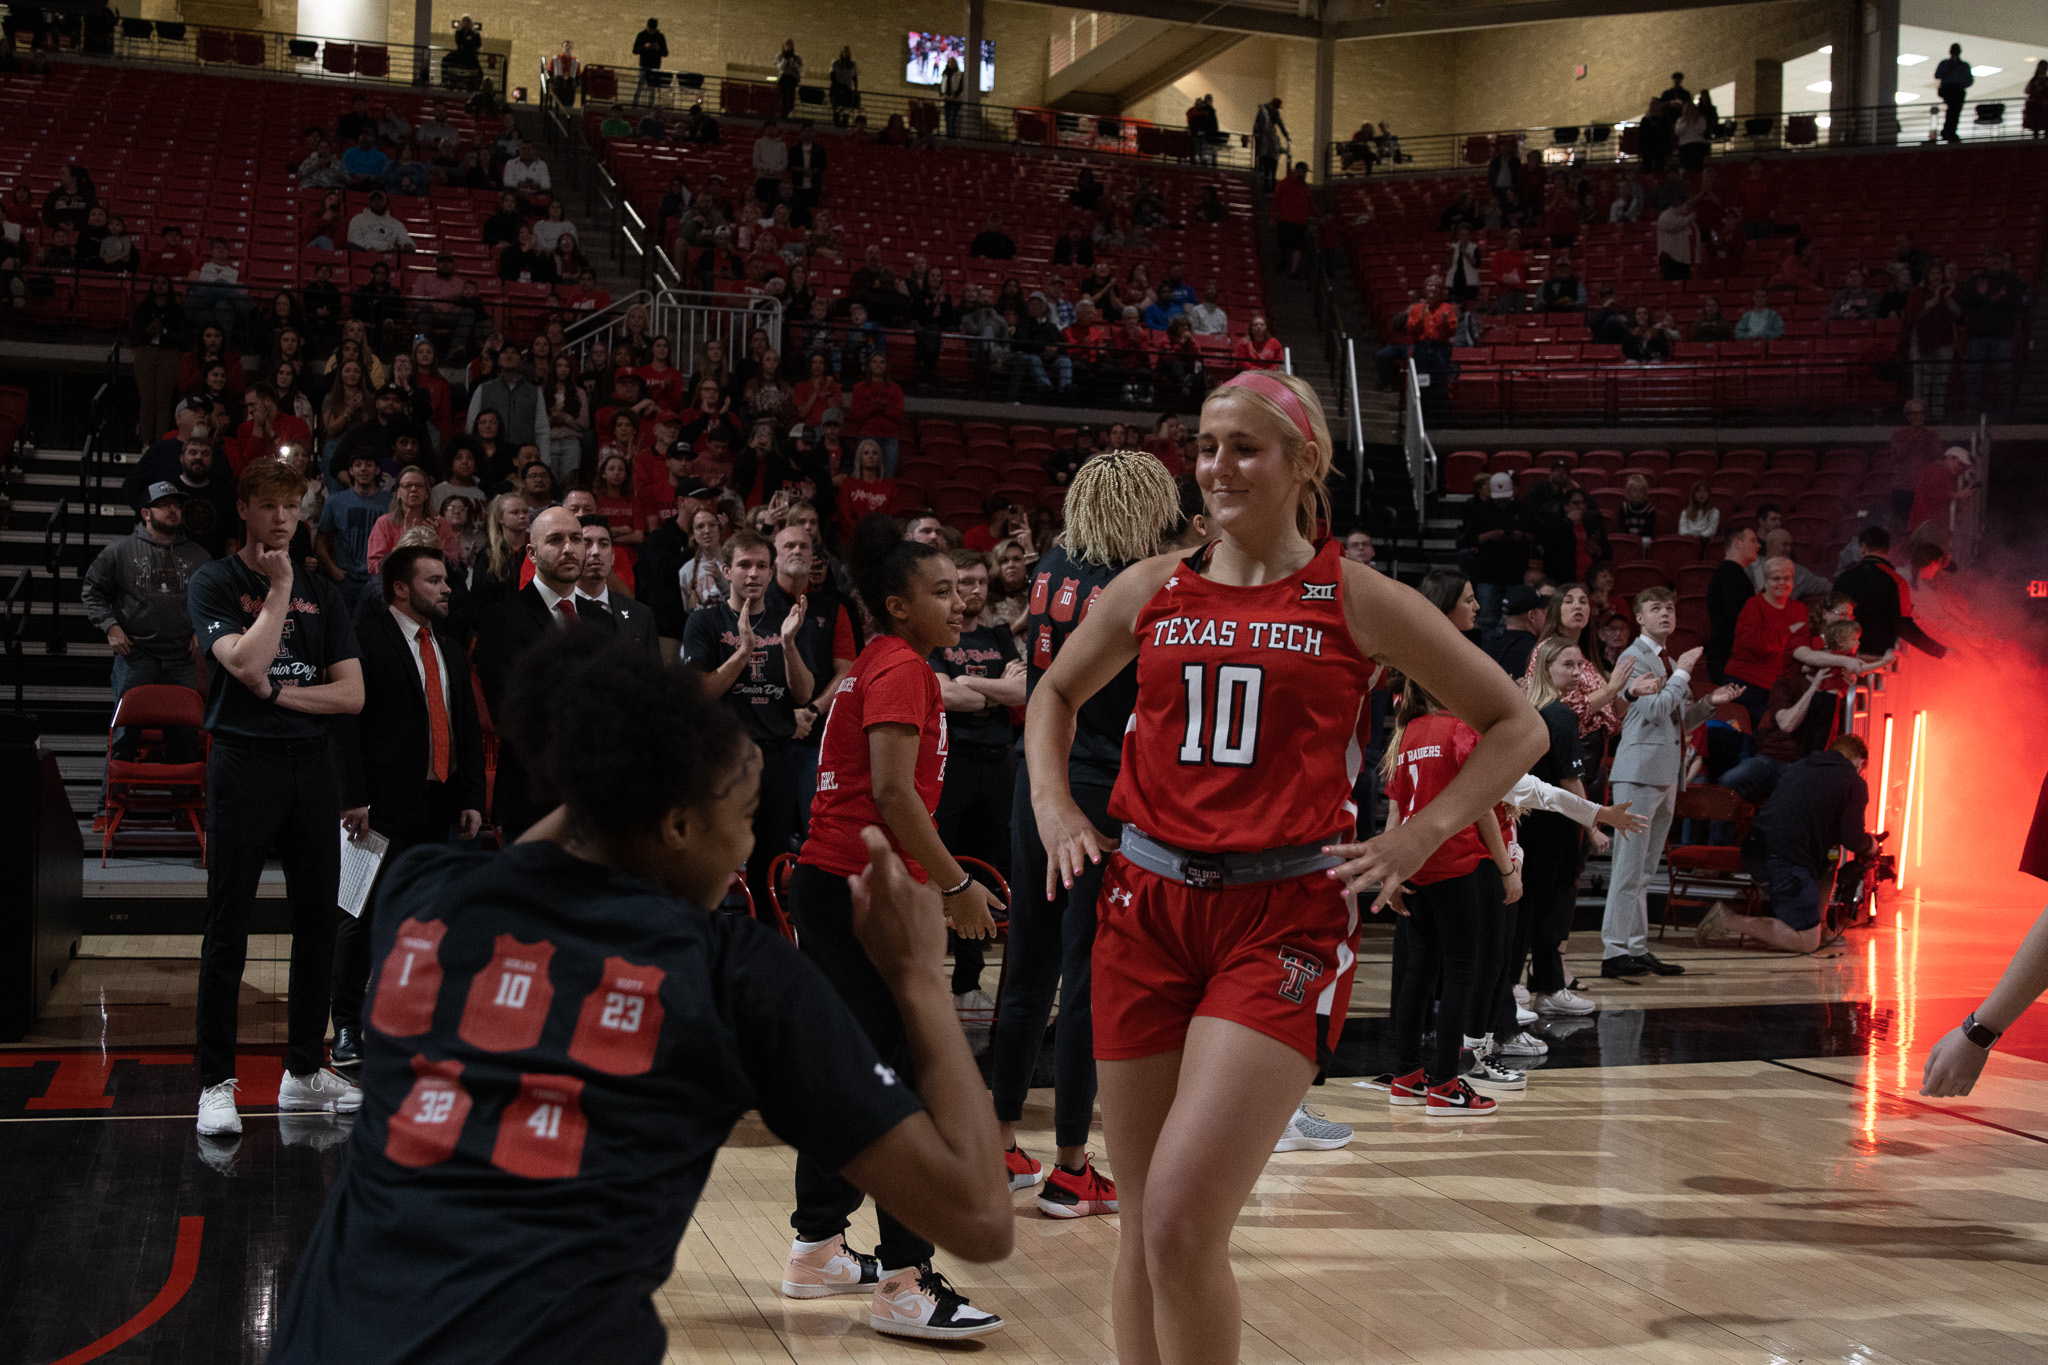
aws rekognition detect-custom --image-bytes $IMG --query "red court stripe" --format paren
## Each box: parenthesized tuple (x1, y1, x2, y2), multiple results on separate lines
(48, 1215, 204, 1365)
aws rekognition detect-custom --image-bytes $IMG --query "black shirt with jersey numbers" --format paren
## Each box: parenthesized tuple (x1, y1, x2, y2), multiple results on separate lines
(188, 556, 359, 741)
(272, 842, 923, 1365)
(1023, 544, 1135, 790)
(930, 621, 1018, 749)
(682, 597, 803, 744)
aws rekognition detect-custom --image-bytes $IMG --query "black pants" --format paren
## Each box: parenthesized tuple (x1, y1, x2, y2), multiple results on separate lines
(1390, 865, 1500, 1084)
(331, 784, 458, 1037)
(746, 741, 803, 925)
(754, 176, 781, 208)
(989, 766, 1114, 1149)
(198, 739, 342, 1087)
(1941, 89, 1964, 140)
(778, 75, 798, 116)
(935, 741, 1011, 996)
(1521, 812, 1581, 994)
(789, 863, 932, 1268)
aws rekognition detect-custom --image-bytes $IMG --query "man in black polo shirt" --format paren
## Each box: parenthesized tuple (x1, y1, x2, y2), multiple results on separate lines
(930, 549, 1024, 1012)
(1698, 735, 1874, 955)
(186, 460, 366, 1137)
(681, 531, 812, 913)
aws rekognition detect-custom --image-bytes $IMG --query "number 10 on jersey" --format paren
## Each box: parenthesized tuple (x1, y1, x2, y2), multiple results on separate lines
(1177, 663, 1264, 767)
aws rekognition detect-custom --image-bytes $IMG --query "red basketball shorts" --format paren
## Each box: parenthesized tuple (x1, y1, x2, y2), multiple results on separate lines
(1091, 854, 1360, 1066)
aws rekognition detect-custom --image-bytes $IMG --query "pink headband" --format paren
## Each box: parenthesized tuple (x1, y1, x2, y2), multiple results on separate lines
(1219, 370, 1316, 444)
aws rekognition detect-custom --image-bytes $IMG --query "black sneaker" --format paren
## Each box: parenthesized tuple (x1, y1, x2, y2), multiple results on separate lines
(1600, 955, 1649, 978)
(1634, 952, 1686, 976)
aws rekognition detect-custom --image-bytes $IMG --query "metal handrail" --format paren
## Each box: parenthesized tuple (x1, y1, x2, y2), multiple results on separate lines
(1326, 100, 2043, 179)
(1345, 336, 1367, 516)
(3, 568, 28, 707)
(1401, 357, 1436, 523)
(98, 21, 510, 93)
(41, 500, 70, 656)
(651, 289, 787, 366)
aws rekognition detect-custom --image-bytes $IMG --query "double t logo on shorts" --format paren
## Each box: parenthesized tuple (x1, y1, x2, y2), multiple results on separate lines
(1276, 946, 1323, 1004)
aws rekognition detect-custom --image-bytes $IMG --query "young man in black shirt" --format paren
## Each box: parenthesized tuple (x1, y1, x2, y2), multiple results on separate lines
(929, 549, 1023, 1013)
(630, 17, 667, 106)
(272, 634, 1013, 1363)
(681, 531, 812, 913)
(186, 460, 366, 1137)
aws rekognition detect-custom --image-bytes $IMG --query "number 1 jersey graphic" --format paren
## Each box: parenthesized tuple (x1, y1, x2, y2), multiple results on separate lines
(369, 916, 448, 1037)
(567, 956, 668, 1075)
(458, 934, 558, 1052)
(385, 1055, 473, 1168)
(490, 1073, 589, 1180)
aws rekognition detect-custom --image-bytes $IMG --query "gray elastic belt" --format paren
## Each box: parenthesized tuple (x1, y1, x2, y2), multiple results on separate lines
(1119, 826, 1338, 889)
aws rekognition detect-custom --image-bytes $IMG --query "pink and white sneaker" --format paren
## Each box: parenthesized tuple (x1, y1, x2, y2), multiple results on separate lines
(869, 1262, 1005, 1340)
(778, 1235, 882, 1299)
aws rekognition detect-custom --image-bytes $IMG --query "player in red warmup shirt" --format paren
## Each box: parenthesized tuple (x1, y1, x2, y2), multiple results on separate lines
(1025, 370, 1545, 1365)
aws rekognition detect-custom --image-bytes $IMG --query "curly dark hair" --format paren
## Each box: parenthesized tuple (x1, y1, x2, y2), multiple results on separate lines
(502, 631, 749, 835)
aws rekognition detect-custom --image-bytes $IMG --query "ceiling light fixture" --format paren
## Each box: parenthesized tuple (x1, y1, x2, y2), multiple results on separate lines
(1897, 53, 1926, 66)
(1807, 80, 1833, 93)
(1971, 65, 2002, 76)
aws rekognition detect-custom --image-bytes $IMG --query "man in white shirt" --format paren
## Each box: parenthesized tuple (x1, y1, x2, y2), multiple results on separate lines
(1186, 283, 1229, 336)
(753, 120, 790, 208)
(186, 235, 252, 337)
(346, 191, 416, 254)
(1656, 199, 1697, 282)
(503, 143, 553, 200)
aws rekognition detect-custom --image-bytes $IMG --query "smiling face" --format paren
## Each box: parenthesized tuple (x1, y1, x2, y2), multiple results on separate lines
(891, 553, 963, 653)
(1196, 389, 1310, 545)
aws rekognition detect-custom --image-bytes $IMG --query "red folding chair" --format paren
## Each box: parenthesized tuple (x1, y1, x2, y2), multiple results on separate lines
(101, 683, 208, 865)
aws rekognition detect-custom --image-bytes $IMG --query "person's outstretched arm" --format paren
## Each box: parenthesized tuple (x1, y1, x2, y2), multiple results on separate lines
(1922, 904, 2048, 1096)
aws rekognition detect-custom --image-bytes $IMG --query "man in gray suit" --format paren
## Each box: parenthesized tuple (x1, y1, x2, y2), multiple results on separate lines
(1602, 586, 1742, 977)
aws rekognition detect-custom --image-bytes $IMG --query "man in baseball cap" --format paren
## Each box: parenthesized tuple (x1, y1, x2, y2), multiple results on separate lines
(1907, 444, 1976, 537)
(1461, 469, 1535, 637)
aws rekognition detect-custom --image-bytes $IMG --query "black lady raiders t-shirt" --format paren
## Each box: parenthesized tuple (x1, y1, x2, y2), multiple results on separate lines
(272, 841, 922, 1364)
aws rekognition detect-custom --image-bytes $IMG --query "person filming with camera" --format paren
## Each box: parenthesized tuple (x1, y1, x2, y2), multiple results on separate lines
(1696, 735, 1874, 954)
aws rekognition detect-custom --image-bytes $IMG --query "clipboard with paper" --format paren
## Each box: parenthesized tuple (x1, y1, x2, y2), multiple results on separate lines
(339, 826, 391, 918)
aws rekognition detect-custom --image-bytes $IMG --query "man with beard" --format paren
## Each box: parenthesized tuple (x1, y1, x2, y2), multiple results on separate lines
(170, 427, 242, 559)
(328, 545, 485, 1064)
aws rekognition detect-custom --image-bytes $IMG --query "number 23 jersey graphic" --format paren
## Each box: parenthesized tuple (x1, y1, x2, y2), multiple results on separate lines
(1111, 538, 1378, 852)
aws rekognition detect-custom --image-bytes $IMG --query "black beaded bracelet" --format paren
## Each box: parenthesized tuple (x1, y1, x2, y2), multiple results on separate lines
(939, 875, 974, 898)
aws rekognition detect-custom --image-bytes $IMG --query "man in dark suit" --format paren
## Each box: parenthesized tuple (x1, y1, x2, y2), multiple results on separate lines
(573, 516, 660, 657)
(472, 506, 599, 839)
(330, 544, 485, 1063)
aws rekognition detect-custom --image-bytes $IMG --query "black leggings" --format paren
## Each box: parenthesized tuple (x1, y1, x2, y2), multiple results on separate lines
(1521, 812, 1582, 994)
(935, 743, 1012, 996)
(1390, 865, 1501, 1084)
(788, 863, 933, 1269)
(988, 766, 1114, 1150)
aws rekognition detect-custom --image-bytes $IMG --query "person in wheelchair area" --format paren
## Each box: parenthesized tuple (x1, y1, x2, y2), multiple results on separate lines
(1697, 735, 1873, 953)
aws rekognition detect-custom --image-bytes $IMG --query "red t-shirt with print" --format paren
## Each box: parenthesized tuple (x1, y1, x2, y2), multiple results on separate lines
(800, 634, 948, 881)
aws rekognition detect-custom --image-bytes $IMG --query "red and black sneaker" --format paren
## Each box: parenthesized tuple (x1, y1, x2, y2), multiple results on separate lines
(1004, 1144, 1045, 1192)
(1389, 1068, 1429, 1107)
(1425, 1075, 1497, 1119)
(1036, 1158, 1117, 1219)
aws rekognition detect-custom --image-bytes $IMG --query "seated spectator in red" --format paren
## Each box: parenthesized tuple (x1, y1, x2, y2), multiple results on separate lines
(962, 495, 1026, 553)
(834, 438, 898, 527)
(142, 224, 197, 277)
(1724, 555, 1810, 724)
(1232, 314, 1284, 370)
(1767, 236, 1824, 294)
(792, 354, 841, 427)
(561, 267, 612, 314)
(634, 336, 686, 411)
(229, 385, 312, 475)
(1907, 445, 1975, 538)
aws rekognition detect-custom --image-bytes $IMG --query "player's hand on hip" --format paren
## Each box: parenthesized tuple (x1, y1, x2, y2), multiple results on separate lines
(1034, 798, 1117, 900)
(943, 879, 1002, 940)
(1324, 825, 1434, 911)
(1920, 1027, 1991, 1097)
(850, 826, 947, 989)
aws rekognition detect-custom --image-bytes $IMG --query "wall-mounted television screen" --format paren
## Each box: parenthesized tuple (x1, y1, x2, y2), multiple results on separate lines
(905, 31, 994, 93)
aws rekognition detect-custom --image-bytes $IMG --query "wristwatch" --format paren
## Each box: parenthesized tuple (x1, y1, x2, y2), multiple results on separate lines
(267, 677, 284, 703)
(1960, 1012, 2002, 1049)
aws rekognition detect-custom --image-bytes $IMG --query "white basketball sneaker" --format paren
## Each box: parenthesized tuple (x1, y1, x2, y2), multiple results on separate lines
(278, 1067, 362, 1113)
(196, 1079, 241, 1136)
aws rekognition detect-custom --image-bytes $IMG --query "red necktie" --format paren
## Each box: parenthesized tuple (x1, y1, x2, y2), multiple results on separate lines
(556, 598, 578, 628)
(417, 626, 451, 784)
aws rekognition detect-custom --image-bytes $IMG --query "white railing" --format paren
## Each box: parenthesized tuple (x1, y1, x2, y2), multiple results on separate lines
(651, 290, 786, 373)
(561, 290, 654, 366)
(1402, 356, 1436, 523)
(1345, 337, 1366, 515)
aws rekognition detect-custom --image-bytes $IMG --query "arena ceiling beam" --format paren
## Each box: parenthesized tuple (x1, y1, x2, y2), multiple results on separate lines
(1000, 0, 1324, 42)
(1322, 0, 1798, 42)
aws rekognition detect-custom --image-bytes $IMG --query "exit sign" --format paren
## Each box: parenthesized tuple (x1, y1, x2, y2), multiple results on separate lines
(2029, 580, 2047, 598)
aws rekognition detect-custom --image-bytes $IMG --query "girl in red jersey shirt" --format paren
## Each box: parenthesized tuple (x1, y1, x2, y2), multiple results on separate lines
(1026, 371, 1544, 1365)
(779, 514, 1009, 1342)
(1382, 677, 1520, 1117)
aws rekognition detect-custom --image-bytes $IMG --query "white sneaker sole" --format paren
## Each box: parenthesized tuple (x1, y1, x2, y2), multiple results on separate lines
(870, 1314, 1005, 1340)
(1536, 997, 1598, 1016)
(1274, 1133, 1352, 1151)
(1008, 1168, 1046, 1192)
(278, 1093, 363, 1113)
(1497, 1045, 1549, 1058)
(1466, 1073, 1526, 1093)
(1425, 1105, 1498, 1119)
(1036, 1195, 1118, 1218)
(780, 1278, 874, 1299)
(196, 1112, 241, 1136)
(1389, 1094, 1427, 1108)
